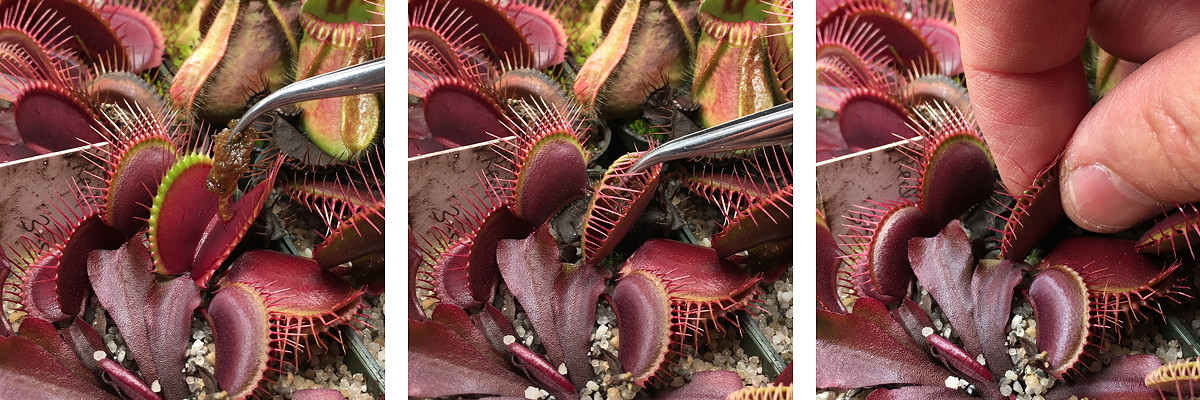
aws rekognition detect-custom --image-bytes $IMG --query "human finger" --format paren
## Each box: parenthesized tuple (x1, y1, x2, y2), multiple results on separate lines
(1060, 35, 1200, 232)
(953, 0, 1092, 194)
(1089, 0, 1200, 63)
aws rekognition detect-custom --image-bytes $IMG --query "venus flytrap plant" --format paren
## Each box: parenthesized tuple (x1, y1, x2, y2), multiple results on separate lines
(0, 1, 387, 398)
(816, 66, 1190, 397)
(410, 0, 792, 398)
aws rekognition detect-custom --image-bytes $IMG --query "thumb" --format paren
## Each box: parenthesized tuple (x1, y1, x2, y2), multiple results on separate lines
(1060, 35, 1200, 233)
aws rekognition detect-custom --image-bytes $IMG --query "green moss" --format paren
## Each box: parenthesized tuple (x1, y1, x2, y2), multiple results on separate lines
(627, 119, 657, 136)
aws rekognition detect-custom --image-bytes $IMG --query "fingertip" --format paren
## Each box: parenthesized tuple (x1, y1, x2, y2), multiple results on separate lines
(1060, 163, 1160, 233)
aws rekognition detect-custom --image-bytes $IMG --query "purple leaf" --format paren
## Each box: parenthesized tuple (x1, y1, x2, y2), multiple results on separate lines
(817, 297, 948, 389)
(910, 221, 1025, 376)
(409, 317, 530, 398)
(497, 224, 565, 368)
(650, 370, 744, 400)
(867, 386, 976, 400)
(59, 214, 126, 317)
(60, 317, 107, 377)
(467, 205, 532, 302)
(292, 388, 347, 400)
(890, 298, 934, 354)
(925, 333, 992, 384)
(551, 262, 607, 388)
(87, 238, 158, 389)
(909, 221, 976, 351)
(471, 303, 518, 358)
(508, 342, 575, 400)
(98, 358, 161, 400)
(145, 275, 201, 400)
(1045, 354, 1161, 400)
(431, 304, 506, 367)
(0, 335, 117, 399)
(17, 318, 98, 386)
(498, 223, 608, 388)
(970, 259, 1026, 376)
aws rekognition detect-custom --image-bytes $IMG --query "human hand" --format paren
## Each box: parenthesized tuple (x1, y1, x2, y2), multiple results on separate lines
(954, 0, 1200, 233)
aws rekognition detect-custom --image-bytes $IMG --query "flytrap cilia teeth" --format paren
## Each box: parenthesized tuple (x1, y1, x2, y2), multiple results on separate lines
(494, 67, 574, 114)
(612, 239, 760, 387)
(816, 0, 934, 69)
(148, 153, 283, 287)
(1030, 236, 1188, 380)
(709, 145, 793, 259)
(0, 0, 128, 65)
(409, 0, 790, 396)
(411, 0, 533, 66)
(899, 57, 970, 113)
(1041, 237, 1187, 332)
(1137, 203, 1200, 257)
(1145, 357, 1200, 398)
(0, 0, 75, 78)
(432, 180, 533, 303)
(907, 0, 959, 75)
(1029, 263, 1107, 379)
(101, 1, 166, 73)
(899, 101, 994, 227)
(815, 15, 888, 108)
(410, 52, 510, 149)
(840, 199, 937, 305)
(816, 209, 847, 314)
(761, 0, 792, 102)
(11, 183, 124, 322)
(211, 250, 365, 399)
(502, 0, 568, 69)
(86, 69, 169, 113)
(581, 149, 663, 266)
(494, 98, 589, 227)
(84, 103, 181, 238)
(0, 1, 387, 398)
(407, 0, 486, 91)
(307, 151, 386, 271)
(821, 64, 917, 151)
(993, 159, 1065, 262)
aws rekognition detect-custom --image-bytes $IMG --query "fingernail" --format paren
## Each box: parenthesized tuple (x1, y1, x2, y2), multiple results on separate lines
(1062, 164, 1160, 232)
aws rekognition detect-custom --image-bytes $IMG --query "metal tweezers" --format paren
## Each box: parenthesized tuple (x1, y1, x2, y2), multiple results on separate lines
(628, 101, 793, 173)
(230, 57, 386, 136)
